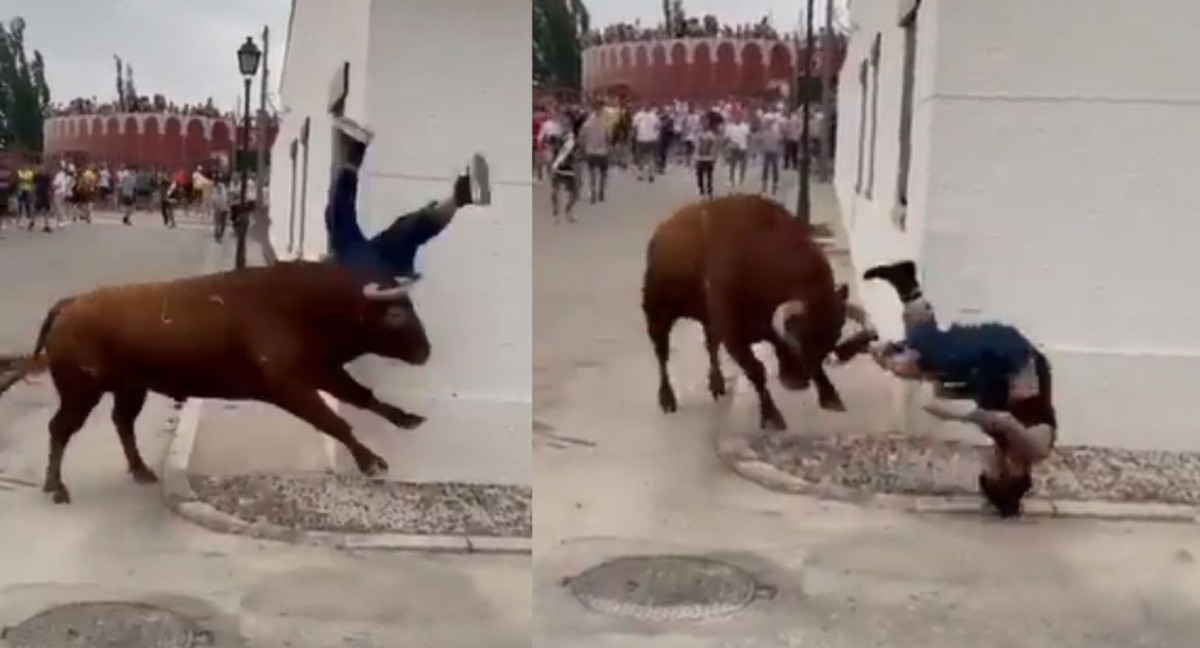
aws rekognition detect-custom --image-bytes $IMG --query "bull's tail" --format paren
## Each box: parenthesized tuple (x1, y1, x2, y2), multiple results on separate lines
(0, 297, 72, 396)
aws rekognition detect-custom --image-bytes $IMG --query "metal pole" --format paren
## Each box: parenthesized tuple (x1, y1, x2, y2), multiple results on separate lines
(819, 0, 835, 181)
(235, 77, 251, 270)
(796, 0, 815, 224)
(254, 25, 277, 265)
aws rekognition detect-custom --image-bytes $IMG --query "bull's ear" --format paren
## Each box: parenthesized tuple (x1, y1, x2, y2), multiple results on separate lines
(836, 283, 849, 301)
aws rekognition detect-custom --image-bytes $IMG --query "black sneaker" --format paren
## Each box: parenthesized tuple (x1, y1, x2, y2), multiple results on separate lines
(863, 260, 920, 301)
(469, 153, 491, 206)
(454, 153, 491, 207)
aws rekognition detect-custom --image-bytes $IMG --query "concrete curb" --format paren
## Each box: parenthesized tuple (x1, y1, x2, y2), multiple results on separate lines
(161, 398, 531, 554)
(713, 377, 1200, 524)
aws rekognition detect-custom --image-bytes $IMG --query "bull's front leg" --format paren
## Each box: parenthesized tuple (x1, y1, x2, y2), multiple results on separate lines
(270, 387, 389, 476)
(811, 364, 846, 412)
(725, 341, 787, 431)
(320, 366, 425, 430)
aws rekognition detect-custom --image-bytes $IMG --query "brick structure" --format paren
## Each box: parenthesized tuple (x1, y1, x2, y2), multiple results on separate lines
(42, 113, 278, 170)
(582, 36, 846, 102)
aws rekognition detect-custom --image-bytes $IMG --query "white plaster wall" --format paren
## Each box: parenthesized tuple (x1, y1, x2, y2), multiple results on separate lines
(837, 0, 1200, 451)
(267, 0, 372, 261)
(265, 0, 531, 484)
(356, 0, 531, 484)
(834, 0, 937, 344)
(354, 0, 531, 402)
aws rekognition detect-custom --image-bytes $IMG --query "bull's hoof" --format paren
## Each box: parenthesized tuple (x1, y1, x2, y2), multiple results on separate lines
(130, 467, 159, 484)
(818, 396, 847, 412)
(658, 385, 678, 413)
(708, 372, 727, 400)
(358, 453, 390, 477)
(50, 488, 71, 504)
(391, 411, 425, 430)
(760, 411, 787, 431)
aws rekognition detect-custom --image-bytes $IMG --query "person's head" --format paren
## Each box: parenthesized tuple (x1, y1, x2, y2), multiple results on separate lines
(979, 471, 1032, 518)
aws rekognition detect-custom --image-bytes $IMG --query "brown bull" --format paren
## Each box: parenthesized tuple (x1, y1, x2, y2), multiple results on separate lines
(7, 262, 430, 504)
(642, 194, 874, 430)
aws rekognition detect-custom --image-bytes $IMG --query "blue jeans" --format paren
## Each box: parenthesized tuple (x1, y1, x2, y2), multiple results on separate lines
(326, 167, 447, 279)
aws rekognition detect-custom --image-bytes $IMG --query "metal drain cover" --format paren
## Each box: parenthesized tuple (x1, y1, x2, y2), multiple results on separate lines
(1, 602, 209, 648)
(566, 555, 771, 621)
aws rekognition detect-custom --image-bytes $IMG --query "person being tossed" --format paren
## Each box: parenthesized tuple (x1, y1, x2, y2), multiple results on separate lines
(324, 116, 491, 289)
(862, 260, 1057, 518)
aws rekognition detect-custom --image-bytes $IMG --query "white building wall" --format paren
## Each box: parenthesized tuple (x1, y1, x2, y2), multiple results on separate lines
(268, 0, 531, 484)
(268, 0, 372, 261)
(837, 0, 1200, 451)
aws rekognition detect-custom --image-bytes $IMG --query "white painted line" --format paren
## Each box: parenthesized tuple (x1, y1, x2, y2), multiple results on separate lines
(318, 391, 340, 470)
(162, 397, 205, 500)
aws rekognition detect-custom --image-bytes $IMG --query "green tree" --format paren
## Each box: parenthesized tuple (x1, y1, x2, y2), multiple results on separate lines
(533, 0, 589, 89)
(0, 17, 52, 152)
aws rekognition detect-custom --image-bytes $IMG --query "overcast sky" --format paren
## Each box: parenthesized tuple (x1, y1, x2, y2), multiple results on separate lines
(587, 0, 845, 33)
(11, 0, 289, 111)
(13, 0, 842, 109)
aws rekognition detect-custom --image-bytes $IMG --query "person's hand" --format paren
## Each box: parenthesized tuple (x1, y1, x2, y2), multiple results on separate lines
(922, 400, 975, 422)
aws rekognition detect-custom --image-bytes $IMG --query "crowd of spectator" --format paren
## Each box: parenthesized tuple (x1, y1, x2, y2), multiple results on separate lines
(584, 16, 791, 46)
(46, 95, 233, 120)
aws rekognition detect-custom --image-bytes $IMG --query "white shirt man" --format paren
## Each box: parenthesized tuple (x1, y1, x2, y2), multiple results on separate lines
(52, 169, 72, 198)
(539, 117, 564, 145)
(724, 120, 751, 151)
(633, 108, 660, 143)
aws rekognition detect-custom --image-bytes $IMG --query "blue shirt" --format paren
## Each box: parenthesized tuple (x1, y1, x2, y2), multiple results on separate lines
(907, 321, 1035, 411)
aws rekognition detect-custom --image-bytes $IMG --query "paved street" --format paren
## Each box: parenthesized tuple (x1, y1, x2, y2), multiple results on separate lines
(532, 163, 1200, 646)
(0, 223, 528, 647)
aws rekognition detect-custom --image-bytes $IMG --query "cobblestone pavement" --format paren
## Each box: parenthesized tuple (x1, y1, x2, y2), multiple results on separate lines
(532, 163, 1200, 647)
(0, 224, 528, 647)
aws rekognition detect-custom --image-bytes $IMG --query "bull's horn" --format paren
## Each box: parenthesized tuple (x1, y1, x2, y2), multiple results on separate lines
(771, 299, 806, 349)
(362, 279, 413, 301)
(844, 302, 869, 327)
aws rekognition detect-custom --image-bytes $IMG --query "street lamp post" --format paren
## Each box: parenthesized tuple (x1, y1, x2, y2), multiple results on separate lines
(796, 0, 816, 224)
(235, 36, 262, 270)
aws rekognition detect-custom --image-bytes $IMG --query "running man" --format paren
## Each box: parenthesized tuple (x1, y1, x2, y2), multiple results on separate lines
(325, 116, 491, 284)
(548, 117, 582, 222)
(862, 260, 1057, 518)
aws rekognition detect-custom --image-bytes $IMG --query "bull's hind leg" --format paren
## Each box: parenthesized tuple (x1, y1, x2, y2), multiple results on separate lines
(271, 387, 388, 476)
(645, 312, 679, 413)
(111, 387, 158, 484)
(703, 324, 726, 400)
(44, 389, 103, 504)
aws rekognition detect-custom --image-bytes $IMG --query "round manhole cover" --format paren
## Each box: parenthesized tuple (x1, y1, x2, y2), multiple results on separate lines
(2, 602, 209, 648)
(565, 555, 772, 621)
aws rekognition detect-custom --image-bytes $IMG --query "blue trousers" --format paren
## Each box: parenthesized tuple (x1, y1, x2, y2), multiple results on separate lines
(325, 167, 447, 279)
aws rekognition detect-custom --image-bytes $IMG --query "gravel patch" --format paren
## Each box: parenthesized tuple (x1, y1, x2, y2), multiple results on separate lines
(748, 433, 1200, 505)
(188, 474, 531, 537)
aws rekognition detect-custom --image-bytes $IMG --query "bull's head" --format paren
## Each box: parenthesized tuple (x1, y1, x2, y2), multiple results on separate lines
(770, 283, 873, 387)
(360, 277, 431, 365)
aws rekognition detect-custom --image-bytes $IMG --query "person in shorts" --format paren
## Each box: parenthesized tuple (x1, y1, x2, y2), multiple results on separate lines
(580, 102, 610, 204)
(160, 177, 180, 228)
(632, 105, 660, 182)
(863, 260, 1057, 518)
(210, 175, 231, 241)
(118, 166, 138, 225)
(693, 112, 720, 199)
